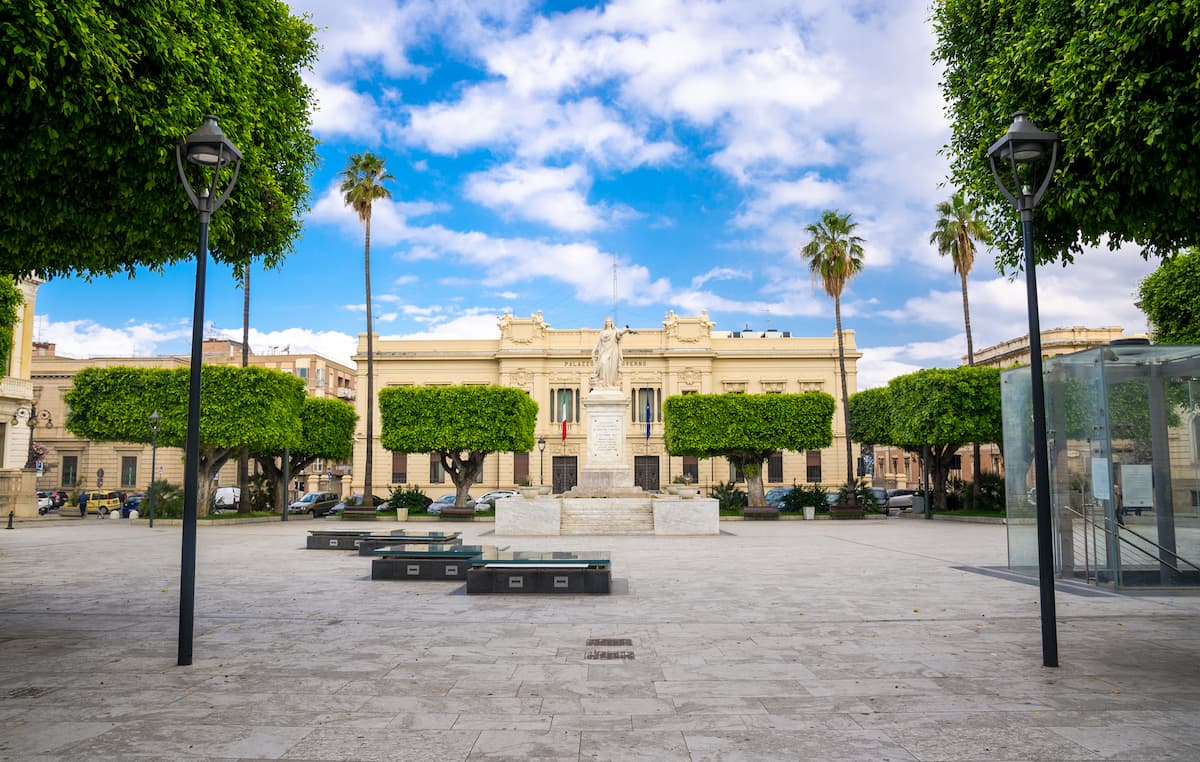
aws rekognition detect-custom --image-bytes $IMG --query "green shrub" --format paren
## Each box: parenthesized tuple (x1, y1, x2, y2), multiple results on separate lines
(145, 480, 184, 518)
(247, 474, 276, 512)
(388, 485, 432, 513)
(708, 481, 747, 513)
(780, 484, 830, 514)
(950, 473, 1005, 512)
(835, 478, 885, 512)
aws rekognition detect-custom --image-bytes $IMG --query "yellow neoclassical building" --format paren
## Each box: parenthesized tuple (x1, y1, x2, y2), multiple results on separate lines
(350, 311, 861, 497)
(1, 276, 44, 516)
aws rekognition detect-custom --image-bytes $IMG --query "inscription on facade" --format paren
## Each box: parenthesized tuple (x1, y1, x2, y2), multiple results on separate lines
(563, 360, 645, 367)
(589, 417, 623, 459)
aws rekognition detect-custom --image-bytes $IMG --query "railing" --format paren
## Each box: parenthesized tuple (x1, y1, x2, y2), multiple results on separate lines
(1063, 503, 1200, 587)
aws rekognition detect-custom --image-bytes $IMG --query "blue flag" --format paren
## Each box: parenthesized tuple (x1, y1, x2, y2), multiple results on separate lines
(645, 401, 652, 440)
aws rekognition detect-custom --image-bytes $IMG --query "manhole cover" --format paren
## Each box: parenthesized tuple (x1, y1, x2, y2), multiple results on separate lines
(6, 687, 52, 699)
(586, 650, 635, 661)
(586, 638, 632, 646)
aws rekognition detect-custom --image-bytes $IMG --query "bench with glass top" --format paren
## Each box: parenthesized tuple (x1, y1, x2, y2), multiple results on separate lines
(355, 531, 462, 555)
(306, 528, 407, 550)
(466, 550, 611, 594)
(370, 544, 499, 580)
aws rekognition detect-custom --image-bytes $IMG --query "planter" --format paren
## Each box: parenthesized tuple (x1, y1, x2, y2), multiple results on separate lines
(394, 508, 408, 522)
(538, 485, 552, 495)
(830, 503, 864, 520)
(803, 505, 815, 521)
(519, 488, 542, 499)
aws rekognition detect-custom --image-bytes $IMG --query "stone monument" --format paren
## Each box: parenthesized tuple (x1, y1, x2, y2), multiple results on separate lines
(495, 317, 719, 535)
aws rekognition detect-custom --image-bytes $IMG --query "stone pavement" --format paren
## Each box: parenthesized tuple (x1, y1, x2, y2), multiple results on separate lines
(2, 516, 1199, 760)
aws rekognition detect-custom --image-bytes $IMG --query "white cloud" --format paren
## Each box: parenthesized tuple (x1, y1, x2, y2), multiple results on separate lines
(691, 267, 752, 289)
(465, 163, 606, 232)
(212, 327, 360, 366)
(388, 311, 503, 340)
(38, 317, 192, 358)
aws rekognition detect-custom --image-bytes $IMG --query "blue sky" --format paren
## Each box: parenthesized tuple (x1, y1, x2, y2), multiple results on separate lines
(32, 0, 1156, 389)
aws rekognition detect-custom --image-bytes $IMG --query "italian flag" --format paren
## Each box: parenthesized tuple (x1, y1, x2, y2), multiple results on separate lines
(561, 398, 568, 441)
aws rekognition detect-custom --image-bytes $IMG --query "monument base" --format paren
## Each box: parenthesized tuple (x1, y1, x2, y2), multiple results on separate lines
(495, 495, 719, 535)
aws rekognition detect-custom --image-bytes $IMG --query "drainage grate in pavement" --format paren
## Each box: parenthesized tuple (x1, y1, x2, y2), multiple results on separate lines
(586, 638, 632, 647)
(586, 650, 635, 660)
(6, 687, 53, 699)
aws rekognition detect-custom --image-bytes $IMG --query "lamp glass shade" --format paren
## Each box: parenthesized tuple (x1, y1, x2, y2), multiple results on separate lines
(183, 115, 242, 167)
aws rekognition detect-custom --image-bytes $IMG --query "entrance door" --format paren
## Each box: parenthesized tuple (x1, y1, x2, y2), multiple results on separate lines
(552, 456, 578, 494)
(635, 455, 660, 492)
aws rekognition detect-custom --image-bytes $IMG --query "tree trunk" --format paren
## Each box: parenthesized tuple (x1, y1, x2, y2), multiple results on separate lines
(256, 454, 317, 515)
(960, 268, 982, 510)
(238, 266, 250, 512)
(834, 295, 856, 505)
(930, 444, 957, 511)
(363, 216, 374, 506)
(197, 446, 237, 517)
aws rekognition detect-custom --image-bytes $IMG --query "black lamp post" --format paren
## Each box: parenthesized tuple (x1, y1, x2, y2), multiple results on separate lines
(175, 115, 242, 667)
(537, 436, 546, 486)
(987, 110, 1060, 668)
(147, 411, 160, 529)
(12, 401, 52, 470)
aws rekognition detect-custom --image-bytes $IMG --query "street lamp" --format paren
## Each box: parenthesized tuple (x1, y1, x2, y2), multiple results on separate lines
(147, 411, 160, 529)
(537, 436, 546, 486)
(11, 401, 52, 470)
(175, 114, 242, 667)
(987, 110, 1060, 668)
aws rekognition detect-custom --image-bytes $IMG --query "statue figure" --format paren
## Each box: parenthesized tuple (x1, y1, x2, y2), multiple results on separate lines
(591, 317, 631, 389)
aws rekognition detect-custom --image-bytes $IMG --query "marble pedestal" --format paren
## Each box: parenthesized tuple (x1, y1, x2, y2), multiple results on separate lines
(572, 388, 636, 494)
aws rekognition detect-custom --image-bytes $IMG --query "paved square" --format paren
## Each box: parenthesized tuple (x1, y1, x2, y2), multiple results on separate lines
(2, 517, 1199, 760)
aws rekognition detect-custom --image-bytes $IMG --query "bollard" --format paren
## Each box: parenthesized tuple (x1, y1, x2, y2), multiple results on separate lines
(6, 510, 13, 530)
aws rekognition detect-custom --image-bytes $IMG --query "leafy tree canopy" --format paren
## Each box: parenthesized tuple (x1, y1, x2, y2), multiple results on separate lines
(292, 397, 357, 462)
(932, 0, 1200, 269)
(847, 386, 895, 448)
(1137, 248, 1200, 344)
(889, 366, 1002, 450)
(0, 0, 319, 278)
(664, 392, 834, 506)
(0, 276, 21, 375)
(379, 385, 538, 509)
(66, 365, 305, 451)
(379, 385, 538, 455)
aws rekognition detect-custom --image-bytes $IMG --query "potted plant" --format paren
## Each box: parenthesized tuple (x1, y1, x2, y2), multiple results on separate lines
(669, 473, 697, 496)
(516, 476, 540, 499)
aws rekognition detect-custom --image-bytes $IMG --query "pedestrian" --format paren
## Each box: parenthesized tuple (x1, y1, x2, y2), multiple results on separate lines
(1113, 482, 1124, 527)
(78, 491, 88, 517)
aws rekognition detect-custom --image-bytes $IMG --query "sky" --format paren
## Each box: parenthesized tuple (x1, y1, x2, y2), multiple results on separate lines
(31, 0, 1157, 390)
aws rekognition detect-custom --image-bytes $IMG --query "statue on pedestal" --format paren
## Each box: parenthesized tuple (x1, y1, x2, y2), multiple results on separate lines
(591, 317, 631, 389)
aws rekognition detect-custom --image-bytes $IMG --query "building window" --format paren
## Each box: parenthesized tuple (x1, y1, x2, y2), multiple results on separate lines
(549, 388, 579, 423)
(429, 453, 444, 484)
(513, 451, 529, 484)
(729, 462, 745, 483)
(806, 450, 822, 483)
(296, 366, 308, 380)
(391, 452, 407, 484)
(62, 455, 78, 487)
(682, 456, 699, 484)
(121, 456, 137, 488)
(767, 451, 783, 483)
(316, 367, 325, 389)
(633, 388, 661, 423)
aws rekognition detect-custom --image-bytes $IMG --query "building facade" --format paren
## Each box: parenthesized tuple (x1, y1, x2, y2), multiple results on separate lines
(350, 311, 861, 498)
(1, 277, 43, 516)
(29, 341, 357, 502)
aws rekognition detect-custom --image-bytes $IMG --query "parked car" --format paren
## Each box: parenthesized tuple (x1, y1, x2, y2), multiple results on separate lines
(121, 493, 144, 518)
(329, 494, 386, 515)
(475, 490, 518, 509)
(425, 494, 477, 514)
(886, 489, 917, 511)
(80, 490, 122, 516)
(764, 487, 791, 510)
(36, 490, 52, 514)
(288, 491, 341, 517)
(49, 490, 68, 508)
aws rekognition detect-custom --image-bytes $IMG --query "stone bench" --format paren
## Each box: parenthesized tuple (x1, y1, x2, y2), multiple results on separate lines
(465, 551, 611, 594)
(306, 528, 407, 550)
(370, 544, 488, 581)
(356, 532, 462, 556)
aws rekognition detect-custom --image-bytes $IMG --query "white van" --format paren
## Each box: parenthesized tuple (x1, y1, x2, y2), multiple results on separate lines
(213, 486, 241, 511)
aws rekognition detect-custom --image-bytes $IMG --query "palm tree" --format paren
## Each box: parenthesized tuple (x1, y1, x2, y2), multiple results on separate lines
(340, 152, 393, 515)
(931, 192, 990, 506)
(930, 192, 989, 365)
(238, 263, 251, 513)
(800, 210, 865, 500)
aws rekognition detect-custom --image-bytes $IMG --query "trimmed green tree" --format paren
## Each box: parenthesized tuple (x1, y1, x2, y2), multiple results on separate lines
(932, 0, 1200, 267)
(65, 365, 304, 514)
(663, 392, 835, 508)
(379, 386, 538, 510)
(0, 0, 318, 277)
(1137, 249, 1200, 344)
(254, 397, 357, 514)
(886, 367, 1002, 510)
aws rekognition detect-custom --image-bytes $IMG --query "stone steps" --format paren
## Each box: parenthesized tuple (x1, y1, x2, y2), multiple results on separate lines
(559, 501, 655, 535)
